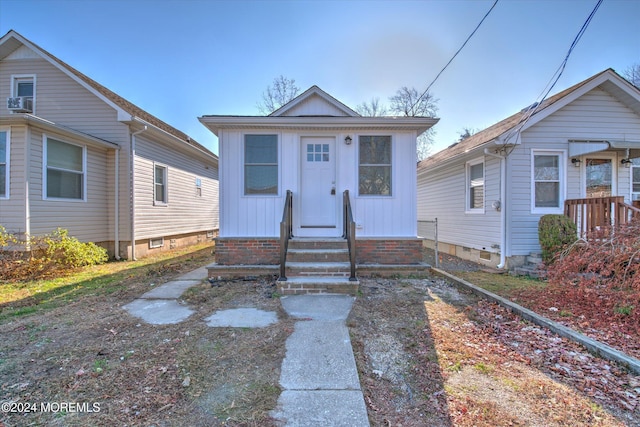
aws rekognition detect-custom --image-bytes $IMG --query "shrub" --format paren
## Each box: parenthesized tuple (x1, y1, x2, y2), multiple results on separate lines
(0, 228, 108, 280)
(538, 214, 578, 264)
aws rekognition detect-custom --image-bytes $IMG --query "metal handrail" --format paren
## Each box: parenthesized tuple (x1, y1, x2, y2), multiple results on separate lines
(279, 190, 293, 281)
(343, 190, 357, 281)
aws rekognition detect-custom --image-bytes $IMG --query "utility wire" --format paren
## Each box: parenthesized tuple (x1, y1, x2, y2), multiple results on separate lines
(501, 0, 604, 146)
(410, 0, 499, 114)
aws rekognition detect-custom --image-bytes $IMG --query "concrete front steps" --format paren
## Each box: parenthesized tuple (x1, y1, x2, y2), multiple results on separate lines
(510, 252, 547, 278)
(277, 238, 359, 295)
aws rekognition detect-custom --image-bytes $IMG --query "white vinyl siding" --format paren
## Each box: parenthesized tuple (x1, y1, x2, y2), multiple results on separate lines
(133, 135, 219, 240)
(466, 158, 484, 213)
(0, 129, 9, 198)
(531, 150, 565, 214)
(43, 136, 86, 201)
(418, 154, 501, 252)
(508, 87, 640, 256)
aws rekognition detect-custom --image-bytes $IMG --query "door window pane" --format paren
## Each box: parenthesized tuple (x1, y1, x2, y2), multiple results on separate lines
(586, 158, 612, 198)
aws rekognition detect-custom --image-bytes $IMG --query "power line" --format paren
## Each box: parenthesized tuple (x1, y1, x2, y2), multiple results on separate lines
(501, 0, 604, 145)
(410, 0, 499, 114)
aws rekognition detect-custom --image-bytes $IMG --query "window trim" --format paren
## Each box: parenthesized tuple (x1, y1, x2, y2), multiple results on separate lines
(465, 157, 485, 213)
(531, 149, 566, 214)
(43, 135, 86, 202)
(357, 134, 393, 197)
(11, 74, 36, 114)
(242, 133, 280, 197)
(153, 162, 168, 206)
(632, 158, 640, 202)
(0, 128, 10, 199)
(149, 237, 164, 249)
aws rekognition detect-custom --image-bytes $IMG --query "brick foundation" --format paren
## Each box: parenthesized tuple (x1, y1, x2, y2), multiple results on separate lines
(356, 238, 423, 264)
(214, 237, 280, 265)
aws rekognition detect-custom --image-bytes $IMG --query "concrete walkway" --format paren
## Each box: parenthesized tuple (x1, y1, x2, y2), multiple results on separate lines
(122, 266, 207, 325)
(271, 295, 370, 426)
(123, 268, 370, 425)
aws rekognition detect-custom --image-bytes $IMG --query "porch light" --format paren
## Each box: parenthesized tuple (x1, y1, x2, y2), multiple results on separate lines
(571, 158, 582, 167)
(621, 158, 632, 168)
(344, 135, 352, 145)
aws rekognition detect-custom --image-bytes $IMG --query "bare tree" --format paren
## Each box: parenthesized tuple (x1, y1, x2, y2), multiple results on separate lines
(457, 127, 478, 142)
(257, 75, 300, 114)
(389, 86, 438, 117)
(355, 97, 388, 117)
(624, 63, 640, 87)
(388, 87, 438, 160)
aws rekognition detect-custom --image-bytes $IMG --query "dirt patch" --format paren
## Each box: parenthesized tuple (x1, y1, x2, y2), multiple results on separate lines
(1, 256, 639, 426)
(349, 277, 639, 426)
(0, 271, 292, 426)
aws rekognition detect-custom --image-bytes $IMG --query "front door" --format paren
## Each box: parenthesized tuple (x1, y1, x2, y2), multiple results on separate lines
(298, 137, 338, 237)
(584, 154, 617, 198)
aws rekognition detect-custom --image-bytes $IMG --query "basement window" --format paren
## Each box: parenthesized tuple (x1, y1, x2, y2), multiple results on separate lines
(149, 237, 164, 249)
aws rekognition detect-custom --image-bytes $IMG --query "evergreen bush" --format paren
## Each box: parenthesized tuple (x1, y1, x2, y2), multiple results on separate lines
(538, 214, 578, 264)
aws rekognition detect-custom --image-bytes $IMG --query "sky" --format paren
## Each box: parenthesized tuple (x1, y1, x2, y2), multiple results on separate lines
(1, 0, 638, 156)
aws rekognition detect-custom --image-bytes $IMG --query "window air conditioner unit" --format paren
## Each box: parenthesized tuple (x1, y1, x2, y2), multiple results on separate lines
(7, 96, 33, 113)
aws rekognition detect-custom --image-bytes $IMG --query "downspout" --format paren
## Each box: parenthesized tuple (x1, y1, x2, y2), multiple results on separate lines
(484, 148, 506, 269)
(130, 125, 148, 260)
(114, 147, 121, 260)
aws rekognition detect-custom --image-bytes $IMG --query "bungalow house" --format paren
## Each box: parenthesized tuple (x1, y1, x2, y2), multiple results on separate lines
(418, 68, 640, 270)
(199, 86, 437, 292)
(0, 30, 219, 259)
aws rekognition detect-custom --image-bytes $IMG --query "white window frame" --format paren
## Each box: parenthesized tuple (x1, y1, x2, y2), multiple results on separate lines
(531, 149, 566, 214)
(11, 74, 36, 114)
(195, 177, 202, 197)
(465, 157, 485, 213)
(153, 163, 168, 206)
(632, 158, 640, 202)
(0, 128, 10, 199)
(149, 237, 164, 249)
(43, 135, 86, 202)
(357, 135, 393, 197)
(242, 133, 280, 197)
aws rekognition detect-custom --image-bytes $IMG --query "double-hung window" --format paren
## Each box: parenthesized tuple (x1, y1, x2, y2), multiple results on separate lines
(244, 134, 278, 195)
(466, 159, 484, 212)
(154, 164, 168, 204)
(0, 129, 8, 198)
(359, 135, 392, 196)
(532, 150, 565, 213)
(45, 137, 85, 200)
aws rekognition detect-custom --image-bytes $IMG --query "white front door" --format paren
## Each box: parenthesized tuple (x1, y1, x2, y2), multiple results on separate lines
(298, 137, 339, 237)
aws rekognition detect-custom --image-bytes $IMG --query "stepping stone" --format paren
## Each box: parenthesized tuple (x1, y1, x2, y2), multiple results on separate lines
(204, 308, 278, 328)
(123, 299, 194, 325)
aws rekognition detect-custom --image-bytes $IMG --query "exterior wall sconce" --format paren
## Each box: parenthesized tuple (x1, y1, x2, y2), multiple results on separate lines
(621, 158, 632, 168)
(571, 158, 582, 167)
(344, 135, 352, 145)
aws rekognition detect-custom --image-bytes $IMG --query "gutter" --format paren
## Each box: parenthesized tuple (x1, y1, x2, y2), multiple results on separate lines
(484, 148, 507, 269)
(130, 125, 148, 260)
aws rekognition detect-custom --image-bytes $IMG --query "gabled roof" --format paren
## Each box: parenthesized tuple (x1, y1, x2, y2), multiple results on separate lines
(200, 86, 439, 136)
(0, 30, 216, 159)
(418, 68, 640, 171)
(270, 85, 360, 117)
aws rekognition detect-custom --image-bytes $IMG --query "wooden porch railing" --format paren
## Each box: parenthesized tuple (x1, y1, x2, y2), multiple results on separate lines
(279, 190, 293, 281)
(342, 190, 357, 281)
(564, 196, 640, 238)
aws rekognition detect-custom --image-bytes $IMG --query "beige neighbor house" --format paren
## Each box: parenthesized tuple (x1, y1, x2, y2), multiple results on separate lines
(0, 30, 219, 259)
(200, 86, 437, 293)
(418, 69, 640, 271)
